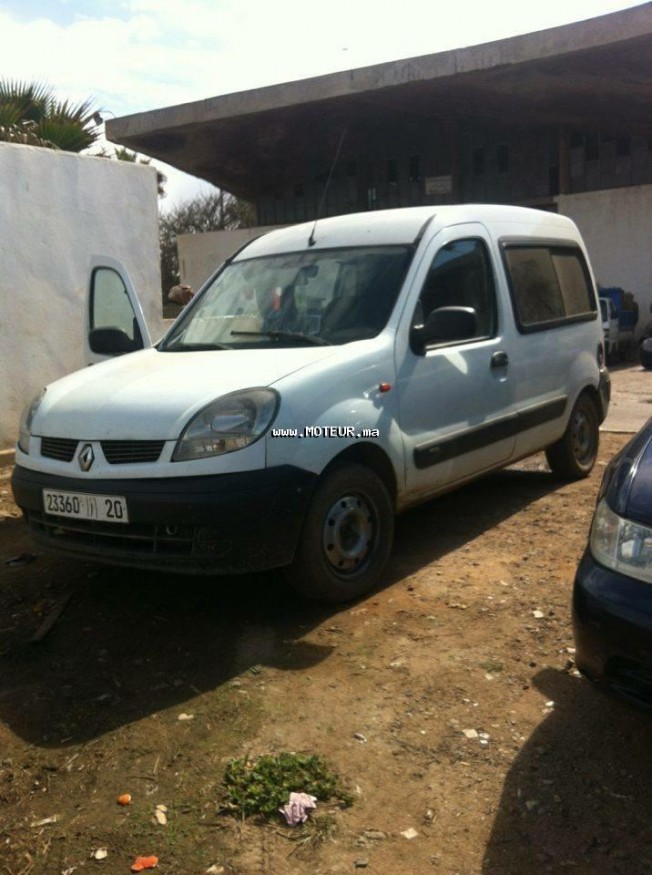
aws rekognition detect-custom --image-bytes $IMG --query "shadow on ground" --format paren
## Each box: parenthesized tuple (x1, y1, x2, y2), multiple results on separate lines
(482, 668, 652, 875)
(0, 466, 562, 748)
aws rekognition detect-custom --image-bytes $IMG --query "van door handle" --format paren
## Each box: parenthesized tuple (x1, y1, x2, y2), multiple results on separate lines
(491, 351, 509, 369)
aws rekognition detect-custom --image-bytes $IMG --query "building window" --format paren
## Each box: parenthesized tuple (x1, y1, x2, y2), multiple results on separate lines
(616, 137, 630, 157)
(585, 134, 599, 161)
(472, 148, 485, 176)
(497, 144, 509, 173)
(408, 155, 421, 182)
(387, 158, 398, 185)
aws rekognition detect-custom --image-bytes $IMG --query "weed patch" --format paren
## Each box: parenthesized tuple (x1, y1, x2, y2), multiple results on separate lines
(221, 752, 353, 820)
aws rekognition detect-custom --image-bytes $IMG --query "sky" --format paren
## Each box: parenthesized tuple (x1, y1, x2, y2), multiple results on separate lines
(0, 0, 646, 208)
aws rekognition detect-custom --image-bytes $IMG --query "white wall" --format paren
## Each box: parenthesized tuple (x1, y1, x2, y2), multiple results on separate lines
(557, 185, 652, 332)
(0, 143, 162, 447)
(177, 225, 280, 291)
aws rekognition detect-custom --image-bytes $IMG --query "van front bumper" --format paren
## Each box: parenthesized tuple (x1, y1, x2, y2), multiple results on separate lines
(573, 550, 652, 711)
(11, 464, 317, 574)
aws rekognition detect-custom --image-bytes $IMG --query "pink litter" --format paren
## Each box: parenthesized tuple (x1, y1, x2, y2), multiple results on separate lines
(279, 792, 317, 826)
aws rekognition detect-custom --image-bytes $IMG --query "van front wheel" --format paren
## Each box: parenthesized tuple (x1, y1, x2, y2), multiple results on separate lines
(285, 464, 394, 603)
(545, 394, 599, 479)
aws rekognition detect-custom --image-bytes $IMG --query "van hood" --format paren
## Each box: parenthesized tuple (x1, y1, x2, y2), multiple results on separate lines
(33, 346, 337, 440)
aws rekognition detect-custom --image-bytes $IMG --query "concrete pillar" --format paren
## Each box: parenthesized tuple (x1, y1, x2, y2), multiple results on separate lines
(447, 120, 460, 203)
(558, 128, 570, 195)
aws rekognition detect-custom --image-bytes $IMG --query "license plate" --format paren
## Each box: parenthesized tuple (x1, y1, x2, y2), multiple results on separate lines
(43, 489, 129, 524)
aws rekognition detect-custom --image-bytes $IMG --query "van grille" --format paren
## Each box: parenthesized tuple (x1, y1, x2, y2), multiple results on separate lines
(40, 438, 165, 464)
(101, 441, 165, 464)
(41, 437, 78, 462)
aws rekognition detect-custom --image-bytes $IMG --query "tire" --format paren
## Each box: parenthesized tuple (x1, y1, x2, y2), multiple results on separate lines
(606, 342, 619, 366)
(285, 463, 394, 603)
(545, 393, 599, 480)
(640, 338, 652, 370)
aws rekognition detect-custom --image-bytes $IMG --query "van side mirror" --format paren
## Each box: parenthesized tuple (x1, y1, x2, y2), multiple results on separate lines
(412, 306, 477, 352)
(89, 326, 142, 355)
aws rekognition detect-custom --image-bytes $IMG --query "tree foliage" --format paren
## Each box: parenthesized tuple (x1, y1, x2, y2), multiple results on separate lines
(0, 80, 100, 152)
(159, 191, 255, 295)
(0, 80, 166, 196)
(111, 146, 167, 197)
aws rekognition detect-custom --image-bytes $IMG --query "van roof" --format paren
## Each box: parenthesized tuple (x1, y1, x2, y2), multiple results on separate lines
(237, 204, 578, 259)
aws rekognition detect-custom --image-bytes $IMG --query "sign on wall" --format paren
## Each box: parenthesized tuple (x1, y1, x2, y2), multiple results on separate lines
(425, 175, 453, 195)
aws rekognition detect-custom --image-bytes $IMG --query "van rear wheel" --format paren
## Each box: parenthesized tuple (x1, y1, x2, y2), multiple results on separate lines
(285, 463, 394, 603)
(545, 394, 599, 479)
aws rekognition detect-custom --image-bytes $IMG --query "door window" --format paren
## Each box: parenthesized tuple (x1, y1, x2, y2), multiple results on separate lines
(90, 267, 143, 348)
(413, 238, 497, 341)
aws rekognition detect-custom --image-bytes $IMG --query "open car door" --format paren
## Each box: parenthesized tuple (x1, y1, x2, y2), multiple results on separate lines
(86, 255, 152, 365)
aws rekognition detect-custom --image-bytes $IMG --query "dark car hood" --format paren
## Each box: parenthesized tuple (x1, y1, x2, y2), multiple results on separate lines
(604, 417, 652, 527)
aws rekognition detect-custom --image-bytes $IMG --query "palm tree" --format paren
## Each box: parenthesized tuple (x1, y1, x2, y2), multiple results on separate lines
(0, 79, 100, 152)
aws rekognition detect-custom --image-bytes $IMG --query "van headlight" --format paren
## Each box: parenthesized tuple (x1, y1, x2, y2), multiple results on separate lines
(18, 390, 45, 455)
(590, 498, 652, 584)
(172, 388, 279, 462)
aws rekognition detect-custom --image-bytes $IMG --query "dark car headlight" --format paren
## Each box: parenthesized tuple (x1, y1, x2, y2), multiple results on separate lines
(590, 498, 652, 584)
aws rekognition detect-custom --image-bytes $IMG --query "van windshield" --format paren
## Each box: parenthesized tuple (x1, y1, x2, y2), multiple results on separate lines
(162, 246, 412, 351)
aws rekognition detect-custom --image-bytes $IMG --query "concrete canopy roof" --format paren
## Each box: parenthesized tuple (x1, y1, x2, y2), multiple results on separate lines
(107, 3, 652, 202)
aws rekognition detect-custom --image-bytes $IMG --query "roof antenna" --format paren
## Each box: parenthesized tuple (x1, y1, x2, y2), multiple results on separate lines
(308, 127, 347, 247)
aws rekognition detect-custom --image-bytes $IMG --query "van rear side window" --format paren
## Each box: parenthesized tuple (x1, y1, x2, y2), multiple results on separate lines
(502, 244, 596, 332)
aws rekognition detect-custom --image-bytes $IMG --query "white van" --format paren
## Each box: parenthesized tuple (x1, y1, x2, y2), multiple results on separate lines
(12, 205, 610, 602)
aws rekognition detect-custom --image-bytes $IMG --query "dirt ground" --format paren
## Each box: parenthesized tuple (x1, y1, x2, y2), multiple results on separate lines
(1, 428, 651, 874)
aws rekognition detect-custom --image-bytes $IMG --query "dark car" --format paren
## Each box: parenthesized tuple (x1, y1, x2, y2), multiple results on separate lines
(573, 418, 652, 710)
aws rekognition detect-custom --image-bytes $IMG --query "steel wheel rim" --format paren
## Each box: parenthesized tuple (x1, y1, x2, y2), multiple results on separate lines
(322, 493, 375, 575)
(571, 406, 594, 465)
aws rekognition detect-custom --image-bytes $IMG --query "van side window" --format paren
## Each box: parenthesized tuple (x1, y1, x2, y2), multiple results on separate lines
(413, 239, 496, 340)
(503, 244, 596, 332)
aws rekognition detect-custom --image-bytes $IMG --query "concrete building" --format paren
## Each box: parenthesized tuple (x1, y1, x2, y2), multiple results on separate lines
(108, 4, 652, 308)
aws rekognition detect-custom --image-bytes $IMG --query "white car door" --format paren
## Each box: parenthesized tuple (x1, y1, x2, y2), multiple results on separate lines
(395, 224, 515, 502)
(85, 255, 152, 365)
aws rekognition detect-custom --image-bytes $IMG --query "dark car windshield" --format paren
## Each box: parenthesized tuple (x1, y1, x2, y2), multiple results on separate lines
(162, 246, 412, 351)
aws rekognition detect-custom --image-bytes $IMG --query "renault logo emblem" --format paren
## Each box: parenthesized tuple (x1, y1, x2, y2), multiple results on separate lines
(79, 443, 95, 472)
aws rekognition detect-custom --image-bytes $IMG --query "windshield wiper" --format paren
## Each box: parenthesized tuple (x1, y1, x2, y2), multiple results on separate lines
(164, 341, 232, 352)
(230, 330, 331, 346)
